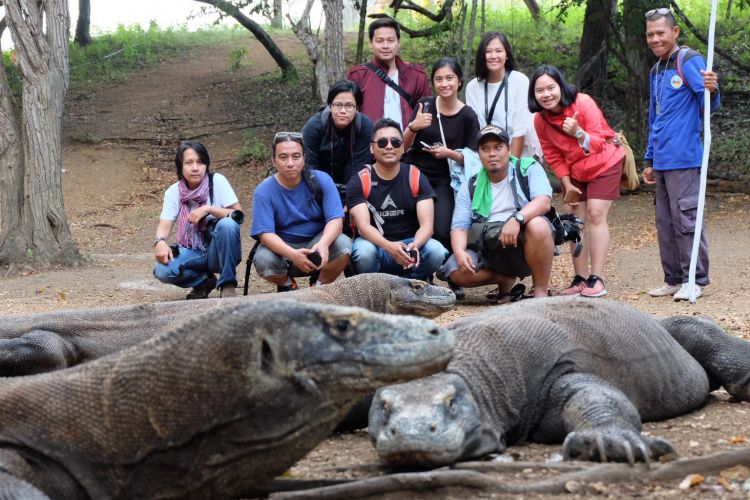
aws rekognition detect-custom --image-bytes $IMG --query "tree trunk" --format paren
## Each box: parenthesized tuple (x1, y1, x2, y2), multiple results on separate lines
(323, 0, 346, 87)
(272, 0, 284, 29)
(355, 0, 368, 64)
(74, 0, 93, 46)
(620, 0, 657, 151)
(522, 0, 540, 20)
(577, 0, 615, 96)
(0, 0, 80, 268)
(463, 0, 479, 78)
(195, 0, 297, 81)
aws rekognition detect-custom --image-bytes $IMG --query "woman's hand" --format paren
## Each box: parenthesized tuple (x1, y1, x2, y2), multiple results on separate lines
(562, 111, 582, 137)
(426, 144, 451, 160)
(188, 205, 211, 225)
(155, 240, 173, 264)
(410, 103, 432, 131)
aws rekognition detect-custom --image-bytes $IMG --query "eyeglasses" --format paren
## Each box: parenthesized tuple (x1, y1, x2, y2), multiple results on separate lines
(273, 131, 303, 144)
(331, 102, 357, 112)
(645, 7, 671, 18)
(372, 137, 404, 149)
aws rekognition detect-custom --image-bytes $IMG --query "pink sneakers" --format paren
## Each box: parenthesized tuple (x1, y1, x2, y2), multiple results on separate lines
(560, 275, 587, 296)
(580, 275, 608, 298)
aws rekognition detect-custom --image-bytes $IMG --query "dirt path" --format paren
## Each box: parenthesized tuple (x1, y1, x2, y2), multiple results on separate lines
(2, 35, 750, 497)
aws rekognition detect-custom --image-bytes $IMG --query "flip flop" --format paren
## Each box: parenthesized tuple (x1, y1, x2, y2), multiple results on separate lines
(496, 284, 527, 304)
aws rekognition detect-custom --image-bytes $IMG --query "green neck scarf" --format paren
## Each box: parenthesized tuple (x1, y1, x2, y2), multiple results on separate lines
(470, 168, 493, 218)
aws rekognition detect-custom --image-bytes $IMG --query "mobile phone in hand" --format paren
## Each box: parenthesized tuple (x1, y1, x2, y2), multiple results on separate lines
(307, 251, 322, 267)
(408, 248, 419, 265)
(420, 141, 432, 149)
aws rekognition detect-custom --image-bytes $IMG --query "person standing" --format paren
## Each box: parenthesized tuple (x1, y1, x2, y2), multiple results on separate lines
(530, 64, 625, 298)
(347, 18, 432, 131)
(465, 31, 540, 159)
(643, 8, 720, 301)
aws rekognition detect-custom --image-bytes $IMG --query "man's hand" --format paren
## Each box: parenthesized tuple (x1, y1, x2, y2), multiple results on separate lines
(155, 241, 173, 264)
(410, 103, 432, 131)
(188, 205, 212, 225)
(500, 219, 521, 248)
(308, 242, 329, 268)
(700, 70, 718, 93)
(386, 241, 414, 269)
(562, 111, 582, 137)
(455, 250, 476, 274)
(290, 248, 318, 274)
(642, 166, 656, 185)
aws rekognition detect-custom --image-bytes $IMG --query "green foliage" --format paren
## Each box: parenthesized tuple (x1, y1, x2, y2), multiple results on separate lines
(237, 129, 269, 163)
(228, 47, 248, 72)
(68, 24, 246, 90)
(2, 52, 22, 97)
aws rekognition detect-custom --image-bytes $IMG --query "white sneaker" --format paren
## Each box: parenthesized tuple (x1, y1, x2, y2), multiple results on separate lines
(648, 283, 682, 297)
(673, 283, 703, 301)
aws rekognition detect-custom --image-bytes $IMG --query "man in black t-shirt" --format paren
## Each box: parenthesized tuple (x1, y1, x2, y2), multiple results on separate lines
(346, 118, 448, 281)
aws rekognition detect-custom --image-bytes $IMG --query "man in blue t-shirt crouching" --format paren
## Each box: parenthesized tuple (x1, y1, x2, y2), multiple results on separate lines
(251, 132, 352, 292)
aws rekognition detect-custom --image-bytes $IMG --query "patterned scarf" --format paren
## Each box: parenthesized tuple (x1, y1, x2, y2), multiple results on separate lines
(176, 175, 210, 251)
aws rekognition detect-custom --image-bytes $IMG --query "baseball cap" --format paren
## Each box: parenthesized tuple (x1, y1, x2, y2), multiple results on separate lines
(477, 125, 510, 146)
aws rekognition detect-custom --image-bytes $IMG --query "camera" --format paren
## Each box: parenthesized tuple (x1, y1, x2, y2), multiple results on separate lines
(202, 210, 245, 244)
(553, 213, 584, 257)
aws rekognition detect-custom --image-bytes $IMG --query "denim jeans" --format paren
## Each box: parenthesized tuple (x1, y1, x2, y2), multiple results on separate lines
(153, 217, 242, 289)
(351, 237, 447, 281)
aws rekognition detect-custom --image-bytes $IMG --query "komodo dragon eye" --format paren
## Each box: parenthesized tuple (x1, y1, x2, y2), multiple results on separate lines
(323, 313, 360, 339)
(410, 281, 426, 291)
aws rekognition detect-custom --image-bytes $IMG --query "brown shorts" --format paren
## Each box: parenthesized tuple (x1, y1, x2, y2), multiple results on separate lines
(567, 158, 624, 202)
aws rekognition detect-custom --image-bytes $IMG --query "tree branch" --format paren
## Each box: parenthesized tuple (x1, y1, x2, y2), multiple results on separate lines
(367, 14, 452, 38)
(268, 447, 750, 499)
(668, 0, 750, 74)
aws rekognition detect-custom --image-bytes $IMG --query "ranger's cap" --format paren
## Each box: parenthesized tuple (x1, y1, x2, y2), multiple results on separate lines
(477, 125, 510, 146)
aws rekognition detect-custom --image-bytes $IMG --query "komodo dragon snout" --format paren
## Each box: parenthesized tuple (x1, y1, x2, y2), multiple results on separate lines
(369, 372, 500, 466)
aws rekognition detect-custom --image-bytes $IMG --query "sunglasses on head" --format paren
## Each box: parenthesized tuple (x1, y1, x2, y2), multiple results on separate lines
(273, 131, 303, 144)
(372, 137, 404, 149)
(645, 7, 671, 18)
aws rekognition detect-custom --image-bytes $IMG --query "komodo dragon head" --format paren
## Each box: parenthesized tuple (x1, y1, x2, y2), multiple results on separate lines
(386, 277, 456, 318)
(0, 300, 455, 499)
(369, 372, 500, 466)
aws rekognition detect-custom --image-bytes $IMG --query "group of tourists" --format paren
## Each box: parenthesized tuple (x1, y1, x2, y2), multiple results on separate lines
(151, 8, 719, 303)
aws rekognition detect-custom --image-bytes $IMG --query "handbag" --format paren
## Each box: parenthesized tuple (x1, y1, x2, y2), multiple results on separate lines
(615, 130, 640, 191)
(467, 220, 506, 252)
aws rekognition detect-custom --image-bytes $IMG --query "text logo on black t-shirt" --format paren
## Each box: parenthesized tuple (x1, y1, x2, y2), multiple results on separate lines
(381, 194, 397, 210)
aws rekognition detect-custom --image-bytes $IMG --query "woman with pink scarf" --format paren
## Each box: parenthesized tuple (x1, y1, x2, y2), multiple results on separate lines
(153, 141, 243, 298)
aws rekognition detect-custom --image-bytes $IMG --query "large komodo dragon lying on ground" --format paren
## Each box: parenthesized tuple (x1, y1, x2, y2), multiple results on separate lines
(0, 299, 454, 499)
(369, 297, 750, 466)
(0, 273, 454, 376)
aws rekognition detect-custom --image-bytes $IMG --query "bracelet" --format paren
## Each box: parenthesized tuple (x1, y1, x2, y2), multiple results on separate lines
(408, 123, 418, 133)
(153, 237, 166, 247)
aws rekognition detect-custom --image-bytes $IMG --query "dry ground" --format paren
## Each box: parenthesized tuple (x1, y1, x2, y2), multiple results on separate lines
(2, 35, 750, 498)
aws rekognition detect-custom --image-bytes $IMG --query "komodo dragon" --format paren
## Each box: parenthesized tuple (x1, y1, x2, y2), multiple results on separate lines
(0, 273, 455, 376)
(0, 299, 454, 499)
(369, 297, 750, 466)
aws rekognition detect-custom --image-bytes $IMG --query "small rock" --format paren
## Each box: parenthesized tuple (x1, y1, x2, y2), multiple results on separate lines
(546, 452, 564, 463)
(720, 464, 750, 481)
(491, 453, 515, 463)
(742, 478, 750, 492)
(565, 480, 582, 493)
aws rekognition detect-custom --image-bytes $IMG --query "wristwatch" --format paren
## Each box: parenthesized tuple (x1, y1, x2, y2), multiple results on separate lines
(514, 212, 525, 225)
(574, 129, 585, 139)
(153, 237, 166, 247)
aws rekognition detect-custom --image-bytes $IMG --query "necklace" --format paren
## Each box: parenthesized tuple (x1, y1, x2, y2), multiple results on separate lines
(655, 48, 678, 115)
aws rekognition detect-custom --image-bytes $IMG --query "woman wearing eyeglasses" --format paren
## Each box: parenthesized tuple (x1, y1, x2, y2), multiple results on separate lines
(301, 80, 374, 194)
(402, 57, 480, 296)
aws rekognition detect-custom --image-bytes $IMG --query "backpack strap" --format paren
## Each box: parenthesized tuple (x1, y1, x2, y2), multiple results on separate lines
(208, 172, 214, 205)
(358, 166, 372, 200)
(468, 173, 478, 201)
(364, 62, 415, 108)
(408, 164, 420, 198)
(676, 46, 688, 83)
(302, 167, 324, 207)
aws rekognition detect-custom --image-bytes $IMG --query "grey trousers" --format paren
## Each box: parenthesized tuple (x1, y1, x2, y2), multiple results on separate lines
(654, 168, 709, 286)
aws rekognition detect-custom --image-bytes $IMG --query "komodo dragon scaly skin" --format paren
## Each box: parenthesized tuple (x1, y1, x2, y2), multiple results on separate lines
(0, 300, 454, 499)
(0, 274, 455, 376)
(369, 297, 750, 466)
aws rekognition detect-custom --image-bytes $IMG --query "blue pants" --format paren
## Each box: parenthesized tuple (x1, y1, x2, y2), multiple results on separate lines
(153, 217, 242, 289)
(351, 237, 447, 281)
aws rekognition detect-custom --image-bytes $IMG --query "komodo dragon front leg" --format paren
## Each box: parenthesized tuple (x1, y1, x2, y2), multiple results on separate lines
(0, 299, 454, 499)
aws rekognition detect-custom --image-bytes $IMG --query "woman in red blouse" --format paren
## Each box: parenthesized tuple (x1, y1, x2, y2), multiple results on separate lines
(529, 65, 625, 298)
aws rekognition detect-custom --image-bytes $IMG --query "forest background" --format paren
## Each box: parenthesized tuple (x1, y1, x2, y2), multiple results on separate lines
(0, 0, 748, 269)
